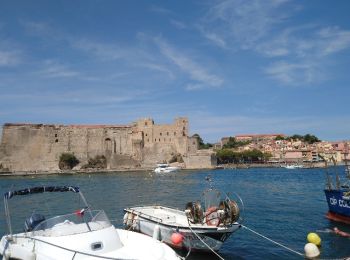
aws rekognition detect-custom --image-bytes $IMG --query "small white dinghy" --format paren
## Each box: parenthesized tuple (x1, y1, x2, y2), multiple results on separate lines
(0, 186, 180, 260)
(124, 188, 243, 252)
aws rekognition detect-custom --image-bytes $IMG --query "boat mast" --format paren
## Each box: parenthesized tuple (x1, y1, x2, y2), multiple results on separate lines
(345, 142, 350, 179)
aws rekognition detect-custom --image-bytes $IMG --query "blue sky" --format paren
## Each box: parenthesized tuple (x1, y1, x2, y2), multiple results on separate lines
(1, 0, 350, 143)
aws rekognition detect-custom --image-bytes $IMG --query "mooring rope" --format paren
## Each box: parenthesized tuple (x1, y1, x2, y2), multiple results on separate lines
(241, 225, 304, 257)
(187, 223, 225, 260)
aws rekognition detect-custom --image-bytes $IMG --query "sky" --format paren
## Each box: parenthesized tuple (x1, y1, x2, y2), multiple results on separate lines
(0, 0, 350, 143)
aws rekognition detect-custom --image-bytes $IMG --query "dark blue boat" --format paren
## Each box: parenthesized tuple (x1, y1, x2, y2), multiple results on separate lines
(324, 188, 350, 224)
(324, 144, 350, 224)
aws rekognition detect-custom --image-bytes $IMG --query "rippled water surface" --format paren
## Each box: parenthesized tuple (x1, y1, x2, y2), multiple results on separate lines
(1, 167, 350, 259)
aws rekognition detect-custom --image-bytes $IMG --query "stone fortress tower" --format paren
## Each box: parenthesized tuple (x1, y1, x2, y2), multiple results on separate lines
(0, 117, 216, 172)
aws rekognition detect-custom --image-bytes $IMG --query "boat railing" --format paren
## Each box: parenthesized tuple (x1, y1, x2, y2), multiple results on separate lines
(32, 210, 111, 237)
(127, 208, 164, 223)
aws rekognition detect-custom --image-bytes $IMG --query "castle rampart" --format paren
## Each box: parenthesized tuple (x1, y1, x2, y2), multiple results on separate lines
(0, 118, 216, 172)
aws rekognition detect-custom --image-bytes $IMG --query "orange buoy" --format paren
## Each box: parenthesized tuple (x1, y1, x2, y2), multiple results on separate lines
(171, 232, 184, 245)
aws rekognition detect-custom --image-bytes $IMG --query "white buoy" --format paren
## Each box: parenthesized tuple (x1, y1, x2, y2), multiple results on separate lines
(152, 224, 161, 240)
(304, 243, 320, 258)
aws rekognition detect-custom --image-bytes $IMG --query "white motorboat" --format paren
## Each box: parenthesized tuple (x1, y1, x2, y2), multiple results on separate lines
(154, 164, 180, 174)
(283, 164, 304, 169)
(0, 186, 180, 260)
(123, 188, 243, 252)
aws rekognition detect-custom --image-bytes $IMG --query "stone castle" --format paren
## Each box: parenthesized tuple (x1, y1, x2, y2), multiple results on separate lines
(0, 117, 216, 172)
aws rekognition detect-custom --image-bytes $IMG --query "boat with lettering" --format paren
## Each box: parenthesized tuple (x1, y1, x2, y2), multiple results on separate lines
(0, 185, 180, 260)
(324, 143, 350, 224)
(123, 185, 243, 252)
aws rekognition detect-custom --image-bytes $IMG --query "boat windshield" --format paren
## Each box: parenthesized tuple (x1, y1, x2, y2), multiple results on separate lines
(202, 189, 221, 211)
(157, 164, 169, 168)
(32, 210, 111, 237)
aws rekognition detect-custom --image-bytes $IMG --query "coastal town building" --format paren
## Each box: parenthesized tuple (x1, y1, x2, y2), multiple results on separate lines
(0, 117, 216, 173)
(218, 133, 349, 165)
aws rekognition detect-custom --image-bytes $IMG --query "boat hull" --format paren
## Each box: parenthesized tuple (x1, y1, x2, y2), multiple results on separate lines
(124, 206, 241, 252)
(0, 226, 180, 260)
(324, 189, 350, 224)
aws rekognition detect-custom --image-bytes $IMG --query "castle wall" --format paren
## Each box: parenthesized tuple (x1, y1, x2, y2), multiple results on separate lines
(183, 151, 217, 169)
(0, 117, 216, 172)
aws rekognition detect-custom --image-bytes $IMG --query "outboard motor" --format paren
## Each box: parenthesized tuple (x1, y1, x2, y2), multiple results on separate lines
(24, 213, 45, 232)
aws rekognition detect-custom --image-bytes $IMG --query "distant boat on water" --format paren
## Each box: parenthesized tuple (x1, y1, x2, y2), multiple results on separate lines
(282, 164, 304, 169)
(154, 163, 180, 174)
(324, 144, 350, 224)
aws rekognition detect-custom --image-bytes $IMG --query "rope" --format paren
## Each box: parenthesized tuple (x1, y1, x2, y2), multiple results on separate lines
(187, 223, 225, 260)
(241, 225, 304, 257)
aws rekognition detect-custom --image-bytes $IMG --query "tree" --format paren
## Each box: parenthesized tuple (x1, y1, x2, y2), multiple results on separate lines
(192, 133, 213, 149)
(303, 134, 320, 144)
(59, 153, 79, 170)
(216, 149, 235, 164)
(286, 134, 320, 144)
(223, 137, 251, 149)
(81, 155, 107, 169)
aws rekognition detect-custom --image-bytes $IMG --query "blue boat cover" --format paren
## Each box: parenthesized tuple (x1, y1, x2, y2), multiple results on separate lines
(4, 186, 80, 199)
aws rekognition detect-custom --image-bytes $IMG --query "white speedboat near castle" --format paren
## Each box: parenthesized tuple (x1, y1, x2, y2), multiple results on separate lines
(154, 163, 180, 174)
(0, 186, 180, 260)
(124, 187, 242, 252)
(283, 164, 304, 169)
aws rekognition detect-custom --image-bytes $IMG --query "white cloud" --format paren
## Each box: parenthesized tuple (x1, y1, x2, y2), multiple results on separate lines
(264, 61, 324, 85)
(317, 26, 350, 56)
(201, 30, 227, 49)
(149, 6, 173, 15)
(22, 21, 52, 36)
(0, 50, 21, 66)
(72, 39, 125, 61)
(202, 0, 290, 49)
(155, 38, 224, 89)
(36, 60, 79, 78)
(170, 19, 187, 30)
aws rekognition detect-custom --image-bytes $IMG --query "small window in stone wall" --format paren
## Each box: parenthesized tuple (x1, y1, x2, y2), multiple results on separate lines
(55, 134, 58, 137)
(159, 138, 160, 142)
(174, 132, 176, 136)
(55, 139, 58, 143)
(155, 139, 157, 142)
(167, 132, 169, 136)
(160, 133, 162, 136)
(145, 133, 148, 136)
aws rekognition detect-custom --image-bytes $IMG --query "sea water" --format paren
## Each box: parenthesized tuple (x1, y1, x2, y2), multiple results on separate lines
(1, 167, 349, 259)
